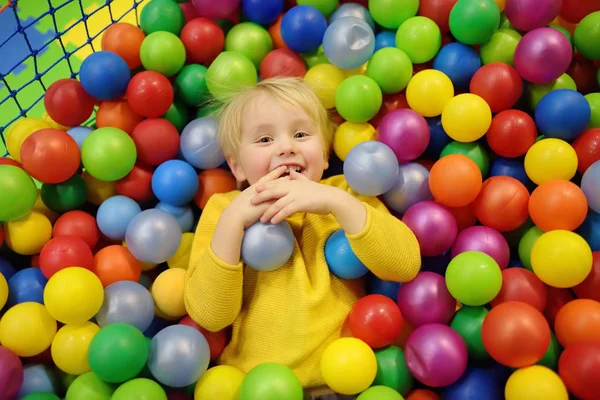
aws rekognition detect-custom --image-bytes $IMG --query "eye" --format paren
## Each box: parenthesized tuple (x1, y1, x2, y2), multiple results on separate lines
(294, 131, 309, 138)
(256, 136, 272, 143)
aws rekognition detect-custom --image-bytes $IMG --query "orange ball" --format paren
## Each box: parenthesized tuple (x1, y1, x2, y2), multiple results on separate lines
(405, 389, 440, 400)
(96, 100, 144, 135)
(429, 154, 482, 207)
(447, 203, 477, 232)
(268, 14, 286, 49)
(193, 168, 237, 209)
(92, 244, 142, 287)
(528, 180, 588, 232)
(101, 22, 145, 69)
(554, 298, 600, 348)
(473, 176, 530, 232)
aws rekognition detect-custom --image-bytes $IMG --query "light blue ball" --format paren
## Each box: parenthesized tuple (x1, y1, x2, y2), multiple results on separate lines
(375, 30, 396, 51)
(95, 281, 155, 332)
(382, 162, 432, 214)
(180, 117, 225, 170)
(125, 209, 182, 264)
(241, 221, 295, 271)
(329, 2, 376, 32)
(323, 16, 375, 70)
(17, 364, 58, 398)
(151, 159, 199, 206)
(581, 160, 600, 213)
(96, 195, 142, 241)
(155, 202, 194, 232)
(325, 229, 368, 279)
(343, 140, 400, 196)
(66, 126, 93, 150)
(148, 325, 210, 388)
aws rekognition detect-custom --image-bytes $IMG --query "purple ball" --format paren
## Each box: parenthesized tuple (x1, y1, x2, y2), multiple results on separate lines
(402, 201, 458, 257)
(514, 27, 573, 85)
(451, 226, 510, 269)
(405, 323, 468, 387)
(0, 346, 24, 400)
(377, 109, 431, 163)
(396, 271, 456, 327)
(505, 0, 561, 31)
(192, 0, 239, 19)
(382, 162, 432, 215)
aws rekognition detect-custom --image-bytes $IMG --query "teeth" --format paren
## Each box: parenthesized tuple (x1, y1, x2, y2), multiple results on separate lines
(285, 166, 302, 173)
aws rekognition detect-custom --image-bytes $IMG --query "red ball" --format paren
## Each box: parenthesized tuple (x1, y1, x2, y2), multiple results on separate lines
(486, 110, 537, 158)
(469, 62, 523, 113)
(20, 128, 81, 184)
(179, 315, 228, 360)
(115, 164, 155, 203)
(259, 48, 307, 79)
(572, 128, 600, 174)
(96, 99, 144, 135)
(558, 342, 600, 400)
(418, 0, 459, 33)
(52, 210, 101, 249)
(0, 157, 23, 169)
(490, 268, 548, 312)
(348, 294, 403, 349)
(473, 176, 530, 232)
(369, 92, 410, 128)
(126, 71, 174, 118)
(180, 18, 225, 65)
(573, 252, 600, 302)
(0, 225, 3, 248)
(44, 78, 96, 127)
(130, 119, 180, 167)
(39, 236, 94, 279)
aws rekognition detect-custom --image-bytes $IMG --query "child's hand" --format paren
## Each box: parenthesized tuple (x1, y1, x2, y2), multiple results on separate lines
(251, 169, 336, 224)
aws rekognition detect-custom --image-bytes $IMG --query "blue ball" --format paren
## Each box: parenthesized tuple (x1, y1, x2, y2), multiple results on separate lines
(443, 367, 504, 400)
(241, 221, 295, 271)
(17, 364, 58, 398)
(323, 16, 375, 70)
(535, 89, 591, 141)
(143, 316, 171, 339)
(421, 251, 451, 275)
(96, 195, 142, 241)
(148, 324, 210, 388)
(96, 281, 155, 332)
(489, 157, 534, 191)
(125, 209, 182, 264)
(329, 2, 376, 32)
(8, 267, 47, 306)
(423, 117, 452, 159)
(433, 42, 482, 89)
(367, 274, 401, 300)
(343, 141, 399, 196)
(152, 160, 199, 206)
(375, 30, 396, 52)
(79, 51, 131, 101)
(180, 117, 225, 170)
(579, 210, 600, 251)
(66, 126, 93, 150)
(155, 202, 194, 233)
(280, 5, 327, 54)
(325, 229, 368, 279)
(242, 0, 283, 25)
(0, 257, 16, 281)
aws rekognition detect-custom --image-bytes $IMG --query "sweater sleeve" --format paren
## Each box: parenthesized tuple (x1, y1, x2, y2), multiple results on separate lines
(183, 192, 244, 332)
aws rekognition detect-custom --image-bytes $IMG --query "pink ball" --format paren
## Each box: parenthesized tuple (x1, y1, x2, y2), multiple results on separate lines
(179, 1, 200, 23)
(451, 225, 510, 269)
(191, 0, 240, 19)
(402, 201, 458, 256)
(505, 0, 562, 31)
(397, 271, 457, 327)
(376, 109, 430, 163)
(0, 346, 23, 400)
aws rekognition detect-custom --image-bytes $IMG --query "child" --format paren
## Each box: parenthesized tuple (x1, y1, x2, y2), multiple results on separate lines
(183, 76, 421, 396)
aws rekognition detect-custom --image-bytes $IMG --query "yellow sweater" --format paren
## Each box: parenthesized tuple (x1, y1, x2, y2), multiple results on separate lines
(183, 175, 421, 388)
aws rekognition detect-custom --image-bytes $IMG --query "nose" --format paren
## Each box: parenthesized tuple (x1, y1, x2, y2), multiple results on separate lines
(277, 136, 297, 156)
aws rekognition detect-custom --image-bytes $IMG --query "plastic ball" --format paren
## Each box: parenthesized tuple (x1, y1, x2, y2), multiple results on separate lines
(79, 51, 131, 101)
(0, 273, 7, 309)
(505, 0, 561, 31)
(333, 122, 377, 161)
(554, 298, 600, 347)
(452, 226, 510, 270)
(433, 42, 481, 89)
(376, 109, 430, 163)
(194, 365, 245, 400)
(0, 302, 57, 357)
(469, 62, 523, 113)
(402, 201, 458, 256)
(7, 267, 47, 305)
(151, 268, 186, 318)
(280, 5, 327, 54)
(524, 138, 578, 185)
(473, 176, 530, 232)
(325, 229, 368, 279)
(382, 162, 432, 214)
(43, 79, 96, 127)
(225, 22, 273, 69)
(371, 345, 413, 395)
(180, 17, 225, 65)
(443, 367, 504, 400)
(5, 118, 52, 162)
(397, 271, 456, 327)
(96, 99, 144, 135)
(3, 211, 52, 256)
(260, 48, 306, 79)
(131, 118, 180, 167)
(101, 22, 145, 69)
(205, 51, 257, 100)
(486, 110, 537, 158)
(343, 141, 399, 196)
(194, 168, 237, 209)
(449, 306, 489, 360)
(490, 267, 548, 311)
(348, 294, 403, 348)
(446, 251, 503, 306)
(239, 363, 303, 400)
(179, 314, 227, 360)
(0, 346, 23, 400)
(535, 89, 591, 141)
(243, 0, 282, 25)
(156, 203, 194, 233)
(39, 235, 93, 279)
(192, 0, 240, 20)
(65, 371, 115, 399)
(396, 16, 442, 64)
(241, 221, 294, 271)
(303, 63, 346, 109)
(429, 154, 482, 207)
(330, 2, 375, 31)
(582, 160, 600, 213)
(323, 17, 374, 70)
(126, 71, 174, 118)
(125, 209, 183, 264)
(335, 75, 382, 123)
(406, 69, 454, 117)
(320, 338, 377, 395)
(81, 127, 137, 182)
(140, 31, 186, 77)
(574, 11, 600, 61)
(151, 160, 199, 207)
(529, 180, 588, 231)
(179, 117, 225, 170)
(366, 47, 413, 94)
(96, 281, 155, 332)
(449, 0, 501, 45)
(66, 126, 92, 150)
(51, 321, 100, 376)
(358, 386, 404, 400)
(441, 93, 492, 143)
(97, 195, 141, 241)
(557, 342, 600, 400)
(0, 165, 38, 222)
(112, 378, 166, 400)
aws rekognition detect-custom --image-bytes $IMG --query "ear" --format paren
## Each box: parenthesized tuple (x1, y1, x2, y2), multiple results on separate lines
(226, 156, 247, 183)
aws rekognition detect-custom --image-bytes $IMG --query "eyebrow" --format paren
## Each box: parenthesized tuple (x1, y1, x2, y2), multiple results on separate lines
(247, 119, 315, 136)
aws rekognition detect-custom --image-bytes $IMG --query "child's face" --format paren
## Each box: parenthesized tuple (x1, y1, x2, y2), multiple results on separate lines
(228, 92, 329, 186)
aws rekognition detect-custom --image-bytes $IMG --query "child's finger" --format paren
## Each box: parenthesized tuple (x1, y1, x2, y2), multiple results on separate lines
(257, 166, 287, 184)
(260, 196, 293, 223)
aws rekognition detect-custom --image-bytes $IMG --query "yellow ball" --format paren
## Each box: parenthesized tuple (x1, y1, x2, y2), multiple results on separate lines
(6, 118, 52, 162)
(82, 171, 116, 206)
(51, 321, 100, 375)
(44, 267, 105, 325)
(406, 69, 454, 117)
(524, 138, 578, 185)
(304, 63, 347, 109)
(441, 93, 492, 142)
(151, 268, 186, 318)
(345, 62, 368, 77)
(168, 232, 194, 270)
(4, 211, 53, 255)
(42, 112, 69, 130)
(0, 273, 8, 310)
(333, 122, 377, 161)
(531, 230, 593, 288)
(505, 366, 568, 400)
(33, 189, 59, 223)
(0, 302, 57, 357)
(320, 337, 377, 395)
(194, 365, 245, 400)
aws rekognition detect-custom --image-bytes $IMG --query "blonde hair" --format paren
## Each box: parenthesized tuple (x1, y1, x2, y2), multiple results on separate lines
(209, 76, 335, 163)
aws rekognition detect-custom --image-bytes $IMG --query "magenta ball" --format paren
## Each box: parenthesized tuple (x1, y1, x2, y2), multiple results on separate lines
(404, 323, 468, 387)
(167, 393, 193, 400)
(192, 0, 239, 19)
(451, 225, 510, 269)
(396, 271, 457, 327)
(505, 0, 561, 31)
(514, 27, 573, 85)
(0, 346, 24, 400)
(401, 201, 458, 257)
(377, 109, 430, 163)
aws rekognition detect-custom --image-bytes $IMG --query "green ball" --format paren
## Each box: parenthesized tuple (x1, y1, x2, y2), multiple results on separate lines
(0, 165, 37, 222)
(297, 0, 338, 16)
(112, 378, 167, 400)
(574, 11, 600, 61)
(225, 22, 273, 69)
(441, 141, 490, 176)
(164, 99, 191, 132)
(238, 362, 303, 400)
(528, 73, 577, 110)
(585, 92, 600, 128)
(140, 31, 186, 77)
(205, 51, 257, 100)
(450, 0, 501, 45)
(396, 16, 442, 64)
(518, 226, 544, 271)
(301, 45, 328, 68)
(175, 64, 209, 107)
(369, 0, 419, 29)
(357, 385, 404, 400)
(445, 251, 503, 306)
(21, 394, 60, 400)
(373, 345, 414, 395)
(503, 218, 534, 250)
(81, 127, 136, 182)
(536, 332, 562, 370)
(597, 68, 600, 87)
(335, 75, 382, 123)
(41, 174, 87, 213)
(65, 372, 115, 400)
(88, 323, 149, 383)
(366, 48, 413, 94)
(450, 306, 490, 360)
(479, 28, 521, 65)
(550, 25, 574, 49)
(139, 0, 185, 36)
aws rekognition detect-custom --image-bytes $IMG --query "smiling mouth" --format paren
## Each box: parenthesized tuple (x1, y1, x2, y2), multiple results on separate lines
(280, 165, 304, 177)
